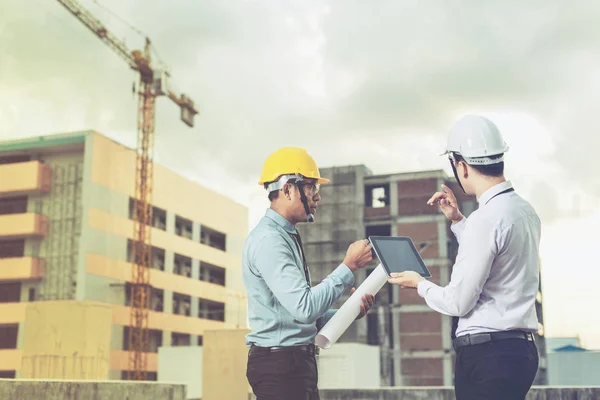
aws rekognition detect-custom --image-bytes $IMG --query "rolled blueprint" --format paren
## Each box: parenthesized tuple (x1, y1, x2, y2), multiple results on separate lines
(315, 264, 388, 349)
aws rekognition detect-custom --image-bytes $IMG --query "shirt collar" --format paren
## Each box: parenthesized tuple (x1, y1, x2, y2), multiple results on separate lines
(478, 181, 514, 205)
(265, 208, 297, 234)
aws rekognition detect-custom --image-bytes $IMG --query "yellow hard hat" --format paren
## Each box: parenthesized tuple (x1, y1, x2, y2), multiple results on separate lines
(258, 147, 330, 185)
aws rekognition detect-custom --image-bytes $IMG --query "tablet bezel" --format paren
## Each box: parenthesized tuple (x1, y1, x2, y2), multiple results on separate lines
(368, 236, 432, 278)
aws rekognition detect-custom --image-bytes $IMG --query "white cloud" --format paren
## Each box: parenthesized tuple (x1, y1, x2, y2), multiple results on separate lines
(540, 211, 600, 348)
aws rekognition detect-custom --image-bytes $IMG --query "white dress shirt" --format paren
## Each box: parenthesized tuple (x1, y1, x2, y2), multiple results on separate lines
(417, 181, 541, 337)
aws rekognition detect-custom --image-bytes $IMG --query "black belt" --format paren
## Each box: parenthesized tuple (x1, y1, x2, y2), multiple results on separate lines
(249, 344, 320, 356)
(453, 330, 535, 350)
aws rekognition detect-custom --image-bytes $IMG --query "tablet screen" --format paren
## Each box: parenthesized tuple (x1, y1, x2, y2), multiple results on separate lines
(369, 236, 431, 278)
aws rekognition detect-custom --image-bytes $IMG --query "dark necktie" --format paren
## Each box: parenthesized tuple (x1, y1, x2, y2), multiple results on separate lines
(290, 232, 311, 286)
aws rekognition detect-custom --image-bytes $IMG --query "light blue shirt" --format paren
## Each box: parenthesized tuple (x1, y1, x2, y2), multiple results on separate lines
(243, 208, 355, 347)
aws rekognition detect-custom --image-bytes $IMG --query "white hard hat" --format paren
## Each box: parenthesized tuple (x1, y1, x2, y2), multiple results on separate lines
(441, 115, 509, 165)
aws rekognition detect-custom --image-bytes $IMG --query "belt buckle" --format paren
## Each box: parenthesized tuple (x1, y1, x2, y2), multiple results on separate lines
(527, 333, 535, 342)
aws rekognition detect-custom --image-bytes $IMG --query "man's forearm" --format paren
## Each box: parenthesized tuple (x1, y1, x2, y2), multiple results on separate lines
(316, 309, 337, 331)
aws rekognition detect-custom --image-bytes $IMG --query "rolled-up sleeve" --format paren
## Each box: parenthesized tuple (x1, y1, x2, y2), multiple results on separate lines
(417, 216, 496, 317)
(254, 234, 354, 324)
(450, 217, 468, 243)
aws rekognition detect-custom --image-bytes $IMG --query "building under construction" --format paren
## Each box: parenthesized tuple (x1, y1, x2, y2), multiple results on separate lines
(297, 165, 548, 386)
(0, 131, 247, 380)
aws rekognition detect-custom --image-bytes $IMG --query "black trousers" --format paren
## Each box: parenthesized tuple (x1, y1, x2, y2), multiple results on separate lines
(454, 338, 539, 400)
(247, 348, 320, 400)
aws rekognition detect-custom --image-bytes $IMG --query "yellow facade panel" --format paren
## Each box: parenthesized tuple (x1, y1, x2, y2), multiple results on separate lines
(0, 257, 44, 282)
(87, 207, 240, 270)
(89, 133, 248, 237)
(109, 350, 157, 372)
(0, 303, 26, 324)
(0, 213, 48, 239)
(0, 161, 51, 195)
(0, 349, 22, 371)
(20, 301, 112, 379)
(86, 253, 227, 303)
(112, 305, 228, 335)
(203, 329, 251, 400)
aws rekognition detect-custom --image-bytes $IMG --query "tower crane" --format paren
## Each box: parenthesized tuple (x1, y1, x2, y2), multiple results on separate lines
(55, 0, 199, 380)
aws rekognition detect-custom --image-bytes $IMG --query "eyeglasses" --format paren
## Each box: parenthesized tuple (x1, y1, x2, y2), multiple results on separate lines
(302, 182, 320, 196)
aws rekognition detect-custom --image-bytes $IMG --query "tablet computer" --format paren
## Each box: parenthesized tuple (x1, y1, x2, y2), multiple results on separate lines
(369, 236, 431, 278)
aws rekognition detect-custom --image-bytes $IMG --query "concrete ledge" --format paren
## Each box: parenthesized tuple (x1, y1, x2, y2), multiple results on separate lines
(319, 386, 600, 400)
(0, 379, 186, 400)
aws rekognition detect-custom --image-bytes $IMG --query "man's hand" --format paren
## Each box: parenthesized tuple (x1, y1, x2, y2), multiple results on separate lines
(427, 184, 464, 224)
(351, 288, 375, 319)
(387, 271, 425, 288)
(343, 239, 373, 271)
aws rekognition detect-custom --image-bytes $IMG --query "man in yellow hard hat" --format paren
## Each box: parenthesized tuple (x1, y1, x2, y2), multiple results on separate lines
(243, 147, 375, 400)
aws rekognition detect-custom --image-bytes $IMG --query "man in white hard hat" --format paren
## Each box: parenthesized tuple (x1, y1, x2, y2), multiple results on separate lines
(388, 115, 541, 399)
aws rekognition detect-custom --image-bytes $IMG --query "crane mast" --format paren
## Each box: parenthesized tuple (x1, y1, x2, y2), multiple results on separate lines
(55, 0, 199, 380)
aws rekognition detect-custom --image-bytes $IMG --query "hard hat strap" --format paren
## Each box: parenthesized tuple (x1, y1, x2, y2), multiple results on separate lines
(449, 155, 467, 195)
(265, 174, 298, 192)
(294, 177, 315, 223)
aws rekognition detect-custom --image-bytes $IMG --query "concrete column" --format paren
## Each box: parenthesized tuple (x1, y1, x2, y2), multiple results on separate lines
(390, 177, 399, 217)
(164, 250, 174, 274)
(162, 259, 173, 348)
(162, 328, 172, 347)
(163, 291, 173, 318)
(192, 221, 201, 243)
(389, 203, 403, 386)
(162, 251, 174, 347)
(166, 210, 175, 235)
(190, 258, 200, 344)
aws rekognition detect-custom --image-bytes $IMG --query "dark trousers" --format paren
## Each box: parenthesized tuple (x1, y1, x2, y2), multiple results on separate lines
(247, 347, 320, 400)
(454, 338, 539, 400)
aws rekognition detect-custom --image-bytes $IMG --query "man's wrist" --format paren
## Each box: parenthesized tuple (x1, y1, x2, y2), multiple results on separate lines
(452, 215, 464, 224)
(343, 260, 357, 272)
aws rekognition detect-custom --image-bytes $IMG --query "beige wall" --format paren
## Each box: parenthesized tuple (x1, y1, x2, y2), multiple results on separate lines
(86, 133, 248, 328)
(89, 133, 247, 238)
(20, 301, 112, 379)
(203, 329, 250, 400)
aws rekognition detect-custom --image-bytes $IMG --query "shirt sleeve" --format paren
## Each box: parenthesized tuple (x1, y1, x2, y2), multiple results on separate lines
(417, 216, 497, 317)
(450, 217, 468, 243)
(253, 234, 354, 324)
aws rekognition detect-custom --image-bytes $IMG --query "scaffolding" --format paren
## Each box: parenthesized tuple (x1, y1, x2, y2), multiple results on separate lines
(38, 162, 83, 301)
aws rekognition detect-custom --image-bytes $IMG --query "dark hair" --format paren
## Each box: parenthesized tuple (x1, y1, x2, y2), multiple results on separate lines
(454, 154, 504, 177)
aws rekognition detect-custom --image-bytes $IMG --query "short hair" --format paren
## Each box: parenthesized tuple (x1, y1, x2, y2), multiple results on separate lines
(454, 154, 504, 177)
(268, 190, 279, 201)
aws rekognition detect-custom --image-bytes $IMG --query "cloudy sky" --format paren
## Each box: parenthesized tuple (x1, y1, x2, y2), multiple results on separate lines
(1, 0, 599, 348)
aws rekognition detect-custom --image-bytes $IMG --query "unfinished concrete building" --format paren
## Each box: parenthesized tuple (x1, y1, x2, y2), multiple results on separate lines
(0, 131, 247, 380)
(297, 165, 547, 386)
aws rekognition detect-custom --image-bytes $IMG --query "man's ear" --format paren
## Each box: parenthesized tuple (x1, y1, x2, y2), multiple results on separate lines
(459, 161, 469, 179)
(283, 184, 292, 200)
